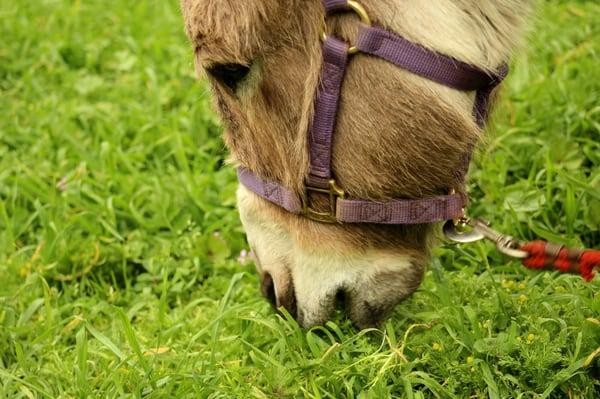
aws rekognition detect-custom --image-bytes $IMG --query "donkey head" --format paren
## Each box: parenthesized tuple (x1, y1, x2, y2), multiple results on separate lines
(181, 0, 531, 327)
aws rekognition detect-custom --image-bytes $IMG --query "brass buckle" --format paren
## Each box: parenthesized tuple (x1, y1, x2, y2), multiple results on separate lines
(301, 180, 345, 223)
(321, 0, 372, 55)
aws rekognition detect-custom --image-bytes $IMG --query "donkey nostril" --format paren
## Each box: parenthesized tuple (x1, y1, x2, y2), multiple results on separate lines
(334, 289, 348, 312)
(278, 279, 297, 320)
(260, 272, 277, 308)
(259, 270, 298, 320)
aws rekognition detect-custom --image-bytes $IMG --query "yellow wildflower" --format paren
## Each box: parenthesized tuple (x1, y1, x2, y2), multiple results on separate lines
(501, 279, 515, 290)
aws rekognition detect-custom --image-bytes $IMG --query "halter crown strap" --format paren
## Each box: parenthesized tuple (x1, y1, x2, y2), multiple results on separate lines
(355, 25, 508, 125)
(237, 0, 509, 225)
(323, 0, 352, 13)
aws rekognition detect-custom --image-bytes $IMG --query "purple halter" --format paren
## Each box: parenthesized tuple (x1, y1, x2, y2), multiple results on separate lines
(238, 0, 507, 225)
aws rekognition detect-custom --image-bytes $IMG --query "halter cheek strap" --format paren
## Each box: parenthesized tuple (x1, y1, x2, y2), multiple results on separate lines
(237, 0, 508, 225)
(307, 37, 349, 189)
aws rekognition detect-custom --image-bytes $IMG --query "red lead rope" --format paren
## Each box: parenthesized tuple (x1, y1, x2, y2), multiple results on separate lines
(443, 219, 599, 281)
(520, 241, 600, 281)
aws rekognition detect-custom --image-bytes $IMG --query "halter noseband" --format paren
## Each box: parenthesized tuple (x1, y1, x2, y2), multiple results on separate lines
(237, 0, 508, 225)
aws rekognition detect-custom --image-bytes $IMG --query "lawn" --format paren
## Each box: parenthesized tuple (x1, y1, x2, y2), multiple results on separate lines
(0, 0, 599, 398)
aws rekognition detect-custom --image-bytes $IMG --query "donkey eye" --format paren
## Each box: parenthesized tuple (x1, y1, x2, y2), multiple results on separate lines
(206, 63, 251, 92)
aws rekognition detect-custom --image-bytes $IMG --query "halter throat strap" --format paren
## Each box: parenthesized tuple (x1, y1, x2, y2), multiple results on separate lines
(238, 0, 508, 225)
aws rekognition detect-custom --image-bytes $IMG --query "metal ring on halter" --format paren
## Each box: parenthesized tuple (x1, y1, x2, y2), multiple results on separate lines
(444, 218, 529, 259)
(321, 1, 372, 55)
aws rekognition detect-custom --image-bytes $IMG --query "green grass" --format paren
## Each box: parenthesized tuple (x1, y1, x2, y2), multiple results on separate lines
(1, 0, 599, 397)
